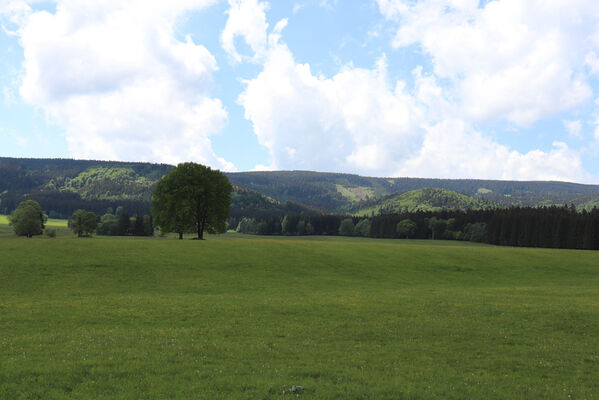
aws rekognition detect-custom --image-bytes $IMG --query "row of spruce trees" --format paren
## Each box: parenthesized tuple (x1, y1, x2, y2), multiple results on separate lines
(232, 206, 599, 250)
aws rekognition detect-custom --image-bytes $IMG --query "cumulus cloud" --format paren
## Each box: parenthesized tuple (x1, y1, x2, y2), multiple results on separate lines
(238, 36, 425, 173)
(221, 0, 269, 62)
(7, 0, 235, 169)
(377, 0, 597, 126)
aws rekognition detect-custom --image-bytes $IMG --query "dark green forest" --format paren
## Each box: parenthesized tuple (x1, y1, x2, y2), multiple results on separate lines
(236, 206, 599, 250)
(4, 157, 599, 219)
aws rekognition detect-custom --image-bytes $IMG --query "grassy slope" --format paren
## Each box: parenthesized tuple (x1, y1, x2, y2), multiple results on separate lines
(1, 235, 598, 399)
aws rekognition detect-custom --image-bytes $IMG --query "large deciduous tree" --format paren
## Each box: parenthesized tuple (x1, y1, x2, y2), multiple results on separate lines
(152, 162, 232, 240)
(9, 200, 47, 238)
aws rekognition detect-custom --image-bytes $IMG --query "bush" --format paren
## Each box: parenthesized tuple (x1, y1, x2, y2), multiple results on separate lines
(45, 229, 57, 238)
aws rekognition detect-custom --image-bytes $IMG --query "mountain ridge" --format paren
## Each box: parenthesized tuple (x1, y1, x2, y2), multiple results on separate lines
(2, 157, 599, 217)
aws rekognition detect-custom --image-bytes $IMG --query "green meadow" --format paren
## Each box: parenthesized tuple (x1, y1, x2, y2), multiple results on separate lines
(0, 229, 598, 398)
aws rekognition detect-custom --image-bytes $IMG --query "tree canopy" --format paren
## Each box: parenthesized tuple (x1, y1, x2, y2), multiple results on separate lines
(396, 219, 417, 239)
(9, 200, 46, 237)
(70, 209, 98, 237)
(151, 162, 232, 240)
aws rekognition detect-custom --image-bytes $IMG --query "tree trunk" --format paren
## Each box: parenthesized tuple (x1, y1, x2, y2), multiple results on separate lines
(196, 198, 205, 240)
(178, 232, 183, 240)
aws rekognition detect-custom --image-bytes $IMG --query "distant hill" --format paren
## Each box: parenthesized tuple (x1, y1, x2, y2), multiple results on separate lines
(0, 158, 173, 217)
(0, 158, 322, 218)
(226, 170, 599, 213)
(3, 157, 599, 217)
(353, 188, 492, 216)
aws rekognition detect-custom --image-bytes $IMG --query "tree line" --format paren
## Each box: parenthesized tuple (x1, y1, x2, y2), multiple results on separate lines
(0, 190, 151, 219)
(7, 160, 599, 251)
(233, 206, 599, 250)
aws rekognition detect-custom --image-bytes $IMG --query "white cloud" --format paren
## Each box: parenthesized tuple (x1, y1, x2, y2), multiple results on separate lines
(239, 38, 425, 174)
(0, 0, 30, 33)
(221, 0, 269, 63)
(377, 0, 597, 126)
(563, 120, 583, 139)
(10, 0, 235, 170)
(397, 119, 588, 182)
(236, 2, 590, 181)
(250, 163, 274, 171)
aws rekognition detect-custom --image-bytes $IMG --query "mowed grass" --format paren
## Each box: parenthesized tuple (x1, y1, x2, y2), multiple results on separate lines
(1, 234, 598, 399)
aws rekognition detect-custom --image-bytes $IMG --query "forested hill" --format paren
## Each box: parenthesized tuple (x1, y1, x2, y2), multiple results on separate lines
(353, 188, 492, 216)
(0, 157, 322, 218)
(0, 157, 173, 217)
(3, 157, 599, 217)
(225, 170, 599, 212)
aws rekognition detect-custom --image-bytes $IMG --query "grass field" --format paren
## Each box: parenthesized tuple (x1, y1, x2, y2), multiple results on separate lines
(1, 233, 598, 399)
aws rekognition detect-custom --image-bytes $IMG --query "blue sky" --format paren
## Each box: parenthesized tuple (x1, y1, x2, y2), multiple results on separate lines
(1, 0, 599, 182)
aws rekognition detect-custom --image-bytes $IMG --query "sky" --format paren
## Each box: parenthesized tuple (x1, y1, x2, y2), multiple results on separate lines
(1, 0, 599, 183)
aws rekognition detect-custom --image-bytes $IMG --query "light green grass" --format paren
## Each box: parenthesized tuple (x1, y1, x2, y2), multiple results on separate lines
(1, 234, 598, 399)
(45, 218, 69, 228)
(0, 215, 67, 228)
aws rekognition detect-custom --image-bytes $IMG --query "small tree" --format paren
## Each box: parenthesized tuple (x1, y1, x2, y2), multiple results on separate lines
(396, 219, 417, 239)
(339, 218, 355, 236)
(9, 200, 46, 237)
(70, 210, 98, 237)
